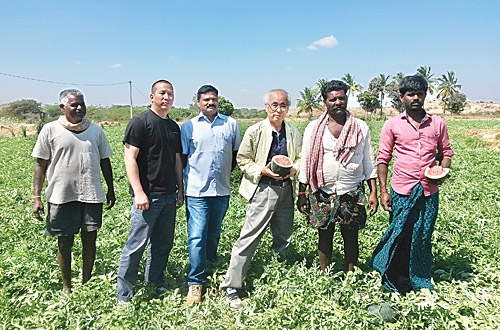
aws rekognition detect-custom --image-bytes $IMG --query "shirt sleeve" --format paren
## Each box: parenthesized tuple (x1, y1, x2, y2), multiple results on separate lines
(98, 127, 113, 159)
(376, 120, 395, 165)
(31, 125, 51, 160)
(180, 120, 192, 155)
(233, 121, 241, 151)
(361, 126, 377, 180)
(298, 122, 313, 184)
(123, 117, 144, 148)
(291, 125, 303, 175)
(436, 119, 454, 160)
(236, 127, 263, 184)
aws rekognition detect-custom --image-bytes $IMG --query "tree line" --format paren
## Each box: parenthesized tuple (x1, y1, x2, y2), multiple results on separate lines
(1, 67, 467, 126)
(0, 95, 267, 126)
(296, 66, 467, 118)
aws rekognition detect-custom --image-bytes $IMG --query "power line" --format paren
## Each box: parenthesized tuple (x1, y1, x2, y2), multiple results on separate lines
(131, 83, 150, 102)
(0, 72, 129, 87)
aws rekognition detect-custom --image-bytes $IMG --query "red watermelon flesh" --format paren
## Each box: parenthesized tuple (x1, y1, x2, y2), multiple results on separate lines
(271, 155, 293, 176)
(424, 166, 450, 180)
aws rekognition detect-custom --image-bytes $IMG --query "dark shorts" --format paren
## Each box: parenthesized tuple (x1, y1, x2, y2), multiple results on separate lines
(45, 201, 103, 236)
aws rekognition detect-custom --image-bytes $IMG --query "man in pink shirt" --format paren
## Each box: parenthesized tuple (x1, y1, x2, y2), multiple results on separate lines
(371, 75, 454, 293)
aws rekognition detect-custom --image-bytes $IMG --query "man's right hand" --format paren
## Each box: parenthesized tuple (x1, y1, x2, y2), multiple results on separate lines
(261, 163, 282, 179)
(297, 194, 310, 215)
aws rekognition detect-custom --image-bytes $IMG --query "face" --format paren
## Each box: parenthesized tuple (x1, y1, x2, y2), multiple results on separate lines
(265, 91, 289, 125)
(150, 82, 174, 112)
(60, 94, 86, 124)
(324, 89, 347, 117)
(197, 91, 219, 119)
(401, 90, 426, 112)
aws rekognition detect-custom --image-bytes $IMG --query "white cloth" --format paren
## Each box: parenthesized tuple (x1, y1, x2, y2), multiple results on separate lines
(31, 121, 113, 204)
(299, 118, 376, 195)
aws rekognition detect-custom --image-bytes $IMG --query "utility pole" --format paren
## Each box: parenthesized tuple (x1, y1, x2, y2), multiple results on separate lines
(129, 80, 133, 119)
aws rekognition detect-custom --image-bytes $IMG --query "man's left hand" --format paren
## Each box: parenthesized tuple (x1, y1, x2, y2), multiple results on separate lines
(281, 167, 297, 180)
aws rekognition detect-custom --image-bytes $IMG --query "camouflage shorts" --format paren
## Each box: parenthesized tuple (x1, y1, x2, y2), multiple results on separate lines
(306, 184, 367, 230)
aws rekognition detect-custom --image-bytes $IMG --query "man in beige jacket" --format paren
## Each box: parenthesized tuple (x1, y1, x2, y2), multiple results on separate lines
(219, 89, 302, 309)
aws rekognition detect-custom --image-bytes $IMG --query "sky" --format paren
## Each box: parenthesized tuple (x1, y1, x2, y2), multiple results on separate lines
(1, 0, 499, 109)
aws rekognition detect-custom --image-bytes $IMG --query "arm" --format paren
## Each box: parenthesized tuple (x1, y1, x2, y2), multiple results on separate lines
(281, 125, 302, 180)
(100, 157, 115, 209)
(33, 158, 48, 220)
(124, 143, 149, 210)
(231, 150, 238, 171)
(175, 152, 184, 208)
(440, 157, 451, 168)
(378, 163, 392, 212)
(232, 122, 241, 171)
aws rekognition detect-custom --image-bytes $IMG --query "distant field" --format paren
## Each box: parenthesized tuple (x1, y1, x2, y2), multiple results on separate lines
(0, 118, 499, 329)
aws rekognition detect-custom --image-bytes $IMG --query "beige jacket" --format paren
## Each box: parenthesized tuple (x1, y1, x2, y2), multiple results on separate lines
(237, 119, 302, 201)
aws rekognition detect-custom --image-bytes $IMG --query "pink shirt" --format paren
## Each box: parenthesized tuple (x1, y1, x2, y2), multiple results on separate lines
(376, 112, 454, 196)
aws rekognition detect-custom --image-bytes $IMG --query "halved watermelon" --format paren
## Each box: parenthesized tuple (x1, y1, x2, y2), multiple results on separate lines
(424, 166, 450, 180)
(271, 155, 293, 176)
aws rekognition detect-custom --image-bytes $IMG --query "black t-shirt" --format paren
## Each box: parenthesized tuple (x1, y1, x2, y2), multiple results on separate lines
(123, 109, 181, 196)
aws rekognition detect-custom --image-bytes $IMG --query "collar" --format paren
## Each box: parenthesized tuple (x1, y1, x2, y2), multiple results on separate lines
(400, 111, 431, 124)
(196, 112, 225, 123)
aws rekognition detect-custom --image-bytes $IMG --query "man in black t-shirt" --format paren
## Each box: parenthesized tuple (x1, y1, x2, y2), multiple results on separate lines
(117, 80, 184, 302)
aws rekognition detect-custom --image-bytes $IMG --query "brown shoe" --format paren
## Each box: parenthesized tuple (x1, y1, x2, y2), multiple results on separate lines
(187, 284, 203, 305)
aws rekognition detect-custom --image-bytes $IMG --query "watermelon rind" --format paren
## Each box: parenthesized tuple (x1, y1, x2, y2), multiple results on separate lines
(270, 155, 293, 177)
(424, 166, 450, 180)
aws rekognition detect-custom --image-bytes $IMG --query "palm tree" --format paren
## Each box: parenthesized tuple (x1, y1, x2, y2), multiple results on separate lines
(368, 74, 390, 115)
(437, 71, 462, 114)
(296, 87, 322, 120)
(314, 78, 329, 102)
(341, 73, 362, 97)
(437, 71, 462, 100)
(416, 66, 437, 95)
(387, 73, 405, 112)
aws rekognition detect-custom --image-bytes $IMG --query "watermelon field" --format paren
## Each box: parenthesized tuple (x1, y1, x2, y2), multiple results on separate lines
(0, 117, 499, 329)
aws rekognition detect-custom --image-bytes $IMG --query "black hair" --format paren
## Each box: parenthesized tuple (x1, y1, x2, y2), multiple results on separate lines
(321, 80, 349, 100)
(151, 80, 173, 93)
(196, 85, 218, 101)
(399, 75, 428, 95)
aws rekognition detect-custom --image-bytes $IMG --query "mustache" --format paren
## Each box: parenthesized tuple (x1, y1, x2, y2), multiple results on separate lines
(330, 105, 345, 111)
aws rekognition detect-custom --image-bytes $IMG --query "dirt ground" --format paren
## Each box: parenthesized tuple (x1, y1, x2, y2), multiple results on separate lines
(0, 123, 37, 138)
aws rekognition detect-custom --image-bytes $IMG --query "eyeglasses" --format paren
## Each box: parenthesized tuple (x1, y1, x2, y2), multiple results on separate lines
(266, 103, 289, 111)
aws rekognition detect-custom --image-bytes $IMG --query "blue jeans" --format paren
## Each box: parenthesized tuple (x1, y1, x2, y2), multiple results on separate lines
(186, 195, 230, 286)
(117, 194, 177, 302)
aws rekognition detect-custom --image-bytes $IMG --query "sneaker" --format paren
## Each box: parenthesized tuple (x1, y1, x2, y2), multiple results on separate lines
(187, 284, 203, 305)
(225, 287, 242, 310)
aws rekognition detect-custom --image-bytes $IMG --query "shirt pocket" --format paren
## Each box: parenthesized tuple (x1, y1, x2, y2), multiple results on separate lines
(420, 130, 440, 153)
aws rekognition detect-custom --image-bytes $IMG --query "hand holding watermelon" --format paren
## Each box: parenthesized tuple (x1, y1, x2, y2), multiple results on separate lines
(270, 155, 294, 177)
(424, 166, 450, 185)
